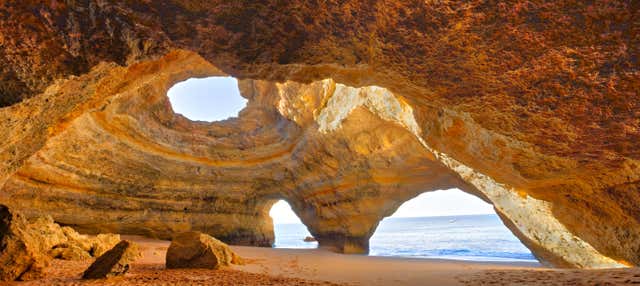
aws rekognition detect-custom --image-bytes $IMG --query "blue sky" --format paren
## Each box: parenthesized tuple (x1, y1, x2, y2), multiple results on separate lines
(167, 77, 247, 122)
(168, 77, 496, 224)
(269, 189, 495, 224)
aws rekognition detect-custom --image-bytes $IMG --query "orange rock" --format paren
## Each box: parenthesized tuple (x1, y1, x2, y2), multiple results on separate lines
(0, 2, 637, 270)
(166, 231, 238, 269)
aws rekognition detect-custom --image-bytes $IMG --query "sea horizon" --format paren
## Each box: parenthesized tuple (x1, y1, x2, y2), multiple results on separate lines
(273, 213, 538, 263)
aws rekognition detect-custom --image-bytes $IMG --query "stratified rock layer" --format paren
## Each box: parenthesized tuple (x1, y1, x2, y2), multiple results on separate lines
(0, 2, 638, 269)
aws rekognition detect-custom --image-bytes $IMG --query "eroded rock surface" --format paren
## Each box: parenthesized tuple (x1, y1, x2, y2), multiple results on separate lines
(0, 204, 120, 281)
(82, 240, 140, 279)
(166, 231, 238, 269)
(48, 231, 120, 261)
(49, 244, 91, 261)
(0, 2, 638, 269)
(0, 205, 49, 281)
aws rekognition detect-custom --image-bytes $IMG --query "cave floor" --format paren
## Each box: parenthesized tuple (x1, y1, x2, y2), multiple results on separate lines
(6, 235, 640, 286)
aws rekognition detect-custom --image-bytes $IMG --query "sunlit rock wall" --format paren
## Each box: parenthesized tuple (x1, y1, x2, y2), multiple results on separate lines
(0, 1, 638, 269)
(0, 50, 459, 249)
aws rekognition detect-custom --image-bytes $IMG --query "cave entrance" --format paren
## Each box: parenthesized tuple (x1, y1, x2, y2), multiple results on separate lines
(370, 189, 537, 262)
(269, 200, 318, 249)
(167, 76, 247, 122)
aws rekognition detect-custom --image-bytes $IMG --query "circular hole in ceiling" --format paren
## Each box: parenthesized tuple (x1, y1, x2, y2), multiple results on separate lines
(167, 76, 247, 122)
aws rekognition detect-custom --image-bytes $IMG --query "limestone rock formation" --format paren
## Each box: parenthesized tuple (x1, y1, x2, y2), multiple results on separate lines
(90, 234, 123, 258)
(49, 244, 91, 261)
(0, 1, 638, 270)
(82, 240, 140, 279)
(24, 215, 120, 262)
(166, 231, 238, 269)
(46, 226, 120, 261)
(0, 205, 50, 281)
(0, 203, 120, 281)
(0, 205, 103, 280)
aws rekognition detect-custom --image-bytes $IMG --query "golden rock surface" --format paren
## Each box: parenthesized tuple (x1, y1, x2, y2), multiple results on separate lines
(0, 2, 638, 269)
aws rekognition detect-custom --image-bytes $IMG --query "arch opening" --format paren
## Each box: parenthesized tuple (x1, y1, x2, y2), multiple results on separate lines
(370, 189, 538, 262)
(269, 200, 318, 249)
(166, 76, 247, 122)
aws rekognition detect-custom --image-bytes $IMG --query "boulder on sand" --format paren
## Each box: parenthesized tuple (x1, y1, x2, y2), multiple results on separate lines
(166, 231, 240, 269)
(82, 240, 140, 279)
(0, 205, 52, 281)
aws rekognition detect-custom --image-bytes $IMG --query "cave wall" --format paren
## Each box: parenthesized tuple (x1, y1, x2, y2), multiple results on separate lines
(0, 1, 638, 269)
(0, 50, 463, 250)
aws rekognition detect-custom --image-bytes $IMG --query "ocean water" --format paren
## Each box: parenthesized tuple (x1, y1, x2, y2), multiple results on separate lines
(273, 214, 537, 262)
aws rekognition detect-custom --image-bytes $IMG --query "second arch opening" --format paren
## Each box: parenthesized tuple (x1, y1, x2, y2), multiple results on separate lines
(267, 190, 537, 262)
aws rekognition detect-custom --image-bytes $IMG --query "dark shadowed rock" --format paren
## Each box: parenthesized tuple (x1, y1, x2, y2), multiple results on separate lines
(166, 231, 239, 269)
(82, 240, 140, 279)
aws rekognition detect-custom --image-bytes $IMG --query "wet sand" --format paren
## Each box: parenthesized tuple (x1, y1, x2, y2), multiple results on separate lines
(4, 235, 640, 286)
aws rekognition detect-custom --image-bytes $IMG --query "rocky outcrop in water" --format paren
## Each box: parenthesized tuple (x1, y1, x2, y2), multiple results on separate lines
(0, 2, 637, 269)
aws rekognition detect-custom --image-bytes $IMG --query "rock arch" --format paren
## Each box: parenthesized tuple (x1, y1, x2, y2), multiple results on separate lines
(0, 51, 631, 268)
(0, 2, 638, 269)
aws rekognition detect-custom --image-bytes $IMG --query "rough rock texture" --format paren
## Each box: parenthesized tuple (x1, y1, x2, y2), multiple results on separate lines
(0, 1, 638, 269)
(166, 231, 238, 269)
(0, 204, 121, 281)
(49, 244, 91, 261)
(90, 234, 123, 258)
(48, 230, 121, 260)
(0, 204, 102, 280)
(82, 240, 140, 279)
(0, 205, 49, 281)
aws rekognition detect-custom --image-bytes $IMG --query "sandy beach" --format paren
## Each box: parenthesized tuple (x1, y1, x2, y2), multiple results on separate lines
(2, 235, 638, 286)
